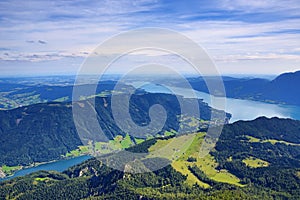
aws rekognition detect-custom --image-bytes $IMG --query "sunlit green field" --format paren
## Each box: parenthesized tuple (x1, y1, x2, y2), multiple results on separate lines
(242, 157, 269, 168)
(246, 135, 300, 146)
(148, 132, 243, 187)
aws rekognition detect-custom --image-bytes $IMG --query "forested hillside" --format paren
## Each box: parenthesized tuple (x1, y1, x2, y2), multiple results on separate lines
(1, 117, 300, 199)
(0, 92, 228, 167)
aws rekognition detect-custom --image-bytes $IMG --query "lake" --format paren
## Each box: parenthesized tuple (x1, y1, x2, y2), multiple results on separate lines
(0, 155, 92, 182)
(136, 83, 300, 122)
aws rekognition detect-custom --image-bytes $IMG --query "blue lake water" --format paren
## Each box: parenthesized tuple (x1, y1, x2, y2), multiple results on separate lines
(0, 155, 92, 182)
(136, 83, 300, 122)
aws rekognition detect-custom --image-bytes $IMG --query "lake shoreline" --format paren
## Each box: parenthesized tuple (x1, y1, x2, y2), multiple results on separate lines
(134, 84, 300, 122)
(0, 155, 92, 182)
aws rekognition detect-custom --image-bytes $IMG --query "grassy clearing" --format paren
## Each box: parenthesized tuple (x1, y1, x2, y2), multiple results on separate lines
(148, 133, 211, 187)
(148, 132, 243, 187)
(173, 132, 242, 186)
(213, 171, 242, 185)
(108, 134, 134, 149)
(179, 132, 205, 161)
(33, 177, 55, 185)
(171, 161, 210, 188)
(120, 134, 132, 148)
(242, 157, 269, 168)
(164, 130, 176, 137)
(94, 141, 119, 154)
(53, 96, 69, 102)
(246, 135, 260, 142)
(79, 146, 89, 153)
(179, 116, 200, 130)
(34, 177, 54, 182)
(134, 138, 145, 144)
(264, 139, 300, 146)
(35, 177, 48, 181)
(227, 156, 233, 162)
(66, 149, 81, 157)
(148, 134, 195, 161)
(66, 134, 135, 157)
(245, 135, 300, 146)
(195, 155, 243, 187)
(1, 165, 22, 175)
(296, 171, 300, 178)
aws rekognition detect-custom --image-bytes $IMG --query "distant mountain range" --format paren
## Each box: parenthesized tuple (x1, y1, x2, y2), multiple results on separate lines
(186, 70, 300, 106)
(0, 80, 121, 109)
(1, 71, 299, 110)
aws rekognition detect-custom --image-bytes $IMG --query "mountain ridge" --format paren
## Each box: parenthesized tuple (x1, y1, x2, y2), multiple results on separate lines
(185, 70, 300, 106)
(0, 92, 229, 167)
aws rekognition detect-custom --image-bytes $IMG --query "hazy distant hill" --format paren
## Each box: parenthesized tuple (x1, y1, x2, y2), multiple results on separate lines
(2, 71, 299, 109)
(186, 70, 300, 106)
(261, 71, 300, 105)
(0, 80, 126, 109)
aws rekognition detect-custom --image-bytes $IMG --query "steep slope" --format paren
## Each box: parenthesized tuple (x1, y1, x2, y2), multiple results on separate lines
(1, 117, 300, 199)
(0, 92, 229, 167)
(0, 102, 81, 166)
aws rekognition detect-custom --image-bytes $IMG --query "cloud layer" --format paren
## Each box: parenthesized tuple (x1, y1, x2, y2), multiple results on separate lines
(0, 0, 299, 75)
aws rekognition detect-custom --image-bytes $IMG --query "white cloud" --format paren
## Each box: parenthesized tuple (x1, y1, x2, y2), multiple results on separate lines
(219, 0, 300, 14)
(0, 0, 299, 75)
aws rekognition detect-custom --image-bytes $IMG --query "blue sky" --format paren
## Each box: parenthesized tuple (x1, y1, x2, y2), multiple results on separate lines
(0, 0, 299, 76)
